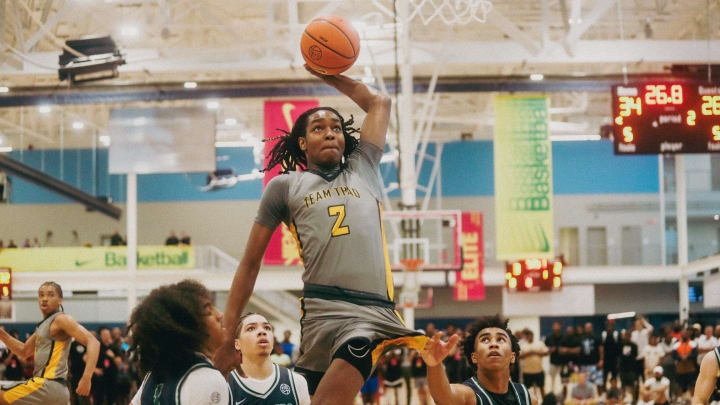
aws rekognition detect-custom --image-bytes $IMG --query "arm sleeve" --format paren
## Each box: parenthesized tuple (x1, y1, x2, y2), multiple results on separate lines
(346, 141, 384, 198)
(255, 175, 290, 230)
(292, 371, 312, 405)
(180, 367, 231, 405)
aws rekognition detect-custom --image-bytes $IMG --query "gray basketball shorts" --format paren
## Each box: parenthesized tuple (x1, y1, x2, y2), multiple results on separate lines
(2, 378, 69, 405)
(294, 296, 428, 375)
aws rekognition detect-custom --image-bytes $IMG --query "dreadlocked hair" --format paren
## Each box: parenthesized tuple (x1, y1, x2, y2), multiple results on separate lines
(463, 314, 520, 371)
(263, 106, 360, 174)
(129, 279, 212, 378)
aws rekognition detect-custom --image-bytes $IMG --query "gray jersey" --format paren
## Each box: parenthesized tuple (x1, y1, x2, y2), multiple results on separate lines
(34, 312, 71, 380)
(256, 141, 392, 299)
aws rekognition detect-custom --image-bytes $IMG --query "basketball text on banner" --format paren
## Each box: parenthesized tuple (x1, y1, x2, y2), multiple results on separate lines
(454, 212, 485, 301)
(493, 95, 554, 260)
(263, 100, 319, 266)
(0, 246, 194, 272)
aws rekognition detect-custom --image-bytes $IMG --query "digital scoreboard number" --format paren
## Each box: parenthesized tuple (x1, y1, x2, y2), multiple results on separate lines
(505, 259, 562, 292)
(612, 81, 720, 154)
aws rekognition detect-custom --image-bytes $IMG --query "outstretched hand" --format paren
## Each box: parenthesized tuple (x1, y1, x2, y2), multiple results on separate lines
(421, 332, 461, 367)
(213, 340, 240, 378)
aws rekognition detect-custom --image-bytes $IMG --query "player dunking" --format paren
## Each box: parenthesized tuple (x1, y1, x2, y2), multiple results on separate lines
(422, 315, 537, 405)
(130, 279, 229, 405)
(0, 282, 100, 405)
(215, 66, 427, 404)
(228, 313, 310, 405)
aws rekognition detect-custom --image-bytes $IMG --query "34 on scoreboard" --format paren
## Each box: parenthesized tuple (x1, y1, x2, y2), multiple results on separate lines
(612, 81, 720, 154)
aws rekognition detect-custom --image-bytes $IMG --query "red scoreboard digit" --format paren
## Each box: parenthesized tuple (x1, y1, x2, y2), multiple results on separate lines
(612, 80, 720, 154)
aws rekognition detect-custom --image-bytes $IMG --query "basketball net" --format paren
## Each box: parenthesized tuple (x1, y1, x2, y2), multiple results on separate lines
(373, 0, 493, 26)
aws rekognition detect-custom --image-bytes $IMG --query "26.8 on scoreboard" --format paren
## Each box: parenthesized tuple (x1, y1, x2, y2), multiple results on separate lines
(612, 81, 720, 154)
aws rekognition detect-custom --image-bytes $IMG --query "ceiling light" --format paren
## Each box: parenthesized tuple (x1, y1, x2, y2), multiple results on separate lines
(607, 311, 636, 320)
(0, 87, 9, 93)
(224, 118, 237, 126)
(133, 117, 147, 126)
(99, 135, 111, 146)
(206, 101, 219, 109)
(550, 134, 601, 141)
(714, 214, 720, 221)
(530, 73, 544, 81)
(184, 81, 197, 89)
(0, 146, 12, 153)
(120, 26, 139, 37)
(72, 121, 85, 130)
(39, 105, 52, 114)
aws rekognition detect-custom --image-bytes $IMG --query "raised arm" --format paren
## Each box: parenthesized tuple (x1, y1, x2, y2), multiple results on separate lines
(306, 66, 392, 150)
(422, 333, 475, 405)
(54, 314, 100, 396)
(214, 222, 275, 376)
(0, 327, 36, 360)
(693, 352, 719, 405)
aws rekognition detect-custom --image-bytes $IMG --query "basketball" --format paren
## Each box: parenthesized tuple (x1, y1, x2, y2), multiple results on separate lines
(300, 16, 360, 75)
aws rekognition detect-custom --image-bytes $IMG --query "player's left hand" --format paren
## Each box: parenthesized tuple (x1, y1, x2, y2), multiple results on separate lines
(76, 376, 91, 396)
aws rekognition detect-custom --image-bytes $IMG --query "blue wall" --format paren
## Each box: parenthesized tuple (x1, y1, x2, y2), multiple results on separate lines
(5, 139, 658, 204)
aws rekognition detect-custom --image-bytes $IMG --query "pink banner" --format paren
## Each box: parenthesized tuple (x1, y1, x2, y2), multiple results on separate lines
(454, 212, 485, 301)
(263, 100, 319, 265)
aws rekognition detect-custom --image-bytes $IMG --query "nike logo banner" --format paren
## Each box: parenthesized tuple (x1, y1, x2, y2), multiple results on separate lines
(493, 95, 555, 260)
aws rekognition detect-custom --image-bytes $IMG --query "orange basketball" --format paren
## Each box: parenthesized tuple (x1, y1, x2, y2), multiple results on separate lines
(301, 16, 360, 75)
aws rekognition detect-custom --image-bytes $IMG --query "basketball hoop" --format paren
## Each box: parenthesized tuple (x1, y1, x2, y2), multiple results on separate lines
(400, 258, 425, 272)
(372, 0, 493, 26)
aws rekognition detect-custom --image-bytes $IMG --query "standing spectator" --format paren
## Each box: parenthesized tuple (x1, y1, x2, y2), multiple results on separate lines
(520, 329, 548, 398)
(642, 335, 665, 378)
(165, 231, 179, 246)
(31, 237, 41, 247)
(602, 321, 621, 389)
(578, 323, 603, 389)
(546, 321, 565, 395)
(569, 372, 598, 405)
(409, 350, 429, 405)
(443, 334, 466, 384)
(179, 232, 191, 245)
(381, 349, 404, 405)
(561, 325, 581, 388)
(280, 330, 294, 359)
(360, 368, 380, 405)
(110, 230, 125, 246)
(7, 240, 17, 248)
(425, 322, 437, 338)
(631, 317, 654, 385)
(673, 330, 697, 397)
(0, 169, 9, 202)
(714, 324, 720, 340)
(696, 325, 718, 367)
(69, 340, 90, 405)
(0, 240, 4, 249)
(93, 327, 120, 405)
(2, 330, 24, 381)
(619, 330, 639, 403)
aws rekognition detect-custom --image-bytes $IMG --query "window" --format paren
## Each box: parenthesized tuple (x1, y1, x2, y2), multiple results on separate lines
(558, 227, 579, 266)
(587, 227, 608, 265)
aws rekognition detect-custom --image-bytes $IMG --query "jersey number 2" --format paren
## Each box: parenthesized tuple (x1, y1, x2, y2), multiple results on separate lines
(328, 205, 350, 237)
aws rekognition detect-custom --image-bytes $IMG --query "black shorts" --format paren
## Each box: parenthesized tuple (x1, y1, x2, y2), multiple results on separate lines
(523, 372, 544, 388)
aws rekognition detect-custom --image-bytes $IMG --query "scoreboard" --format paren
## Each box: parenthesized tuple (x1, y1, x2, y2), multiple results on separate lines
(505, 258, 563, 292)
(611, 81, 720, 154)
(0, 268, 10, 299)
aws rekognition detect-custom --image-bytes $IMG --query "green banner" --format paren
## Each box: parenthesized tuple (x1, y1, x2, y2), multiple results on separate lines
(0, 246, 195, 272)
(493, 95, 554, 260)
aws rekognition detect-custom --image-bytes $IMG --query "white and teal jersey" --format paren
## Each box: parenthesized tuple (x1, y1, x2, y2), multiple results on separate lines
(228, 364, 310, 405)
(256, 141, 394, 300)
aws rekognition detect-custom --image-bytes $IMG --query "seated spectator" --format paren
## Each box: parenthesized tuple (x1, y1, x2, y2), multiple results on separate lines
(639, 366, 670, 405)
(31, 237, 40, 247)
(165, 231, 179, 246)
(568, 372, 598, 405)
(22, 239, 30, 248)
(110, 230, 125, 246)
(6, 240, 16, 248)
(605, 378, 622, 405)
(179, 232, 191, 245)
(270, 339, 291, 367)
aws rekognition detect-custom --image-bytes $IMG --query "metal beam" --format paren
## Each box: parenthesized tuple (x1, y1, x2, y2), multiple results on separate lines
(485, 8, 541, 55)
(1, 72, 719, 107)
(0, 153, 122, 219)
(23, 0, 75, 52)
(563, 0, 617, 56)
